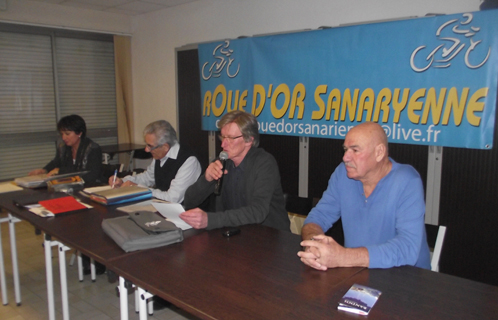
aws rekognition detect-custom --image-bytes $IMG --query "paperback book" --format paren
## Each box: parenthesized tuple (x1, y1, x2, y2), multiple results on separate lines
(337, 284, 382, 315)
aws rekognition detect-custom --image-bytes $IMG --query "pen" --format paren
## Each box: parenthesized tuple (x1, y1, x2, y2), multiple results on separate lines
(112, 169, 117, 188)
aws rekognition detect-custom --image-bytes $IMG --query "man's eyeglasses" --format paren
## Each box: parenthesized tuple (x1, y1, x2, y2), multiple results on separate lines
(218, 135, 243, 142)
(145, 143, 164, 151)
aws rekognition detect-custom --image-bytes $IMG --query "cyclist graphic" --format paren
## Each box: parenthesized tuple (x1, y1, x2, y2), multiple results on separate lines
(410, 13, 491, 72)
(202, 40, 240, 80)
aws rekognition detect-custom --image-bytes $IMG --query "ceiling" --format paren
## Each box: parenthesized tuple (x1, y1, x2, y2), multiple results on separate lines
(28, 0, 199, 16)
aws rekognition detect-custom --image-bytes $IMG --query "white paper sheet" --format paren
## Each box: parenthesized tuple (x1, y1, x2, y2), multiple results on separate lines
(152, 202, 191, 230)
(0, 182, 23, 193)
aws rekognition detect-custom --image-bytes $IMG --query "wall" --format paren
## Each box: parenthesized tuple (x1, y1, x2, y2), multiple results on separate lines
(130, 0, 480, 142)
(0, 0, 481, 142)
(0, 0, 131, 34)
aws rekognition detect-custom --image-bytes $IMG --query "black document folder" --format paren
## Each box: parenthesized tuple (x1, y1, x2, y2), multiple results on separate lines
(12, 191, 68, 207)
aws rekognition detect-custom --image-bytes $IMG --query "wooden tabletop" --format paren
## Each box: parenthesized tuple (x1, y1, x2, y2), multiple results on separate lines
(110, 224, 365, 320)
(344, 266, 498, 319)
(2, 189, 498, 319)
(0, 189, 133, 265)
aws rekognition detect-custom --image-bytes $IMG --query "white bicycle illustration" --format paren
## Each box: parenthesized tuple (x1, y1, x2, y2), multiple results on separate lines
(410, 13, 491, 72)
(202, 40, 240, 80)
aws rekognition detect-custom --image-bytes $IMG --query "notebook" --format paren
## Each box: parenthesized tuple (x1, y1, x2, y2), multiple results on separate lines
(38, 196, 88, 215)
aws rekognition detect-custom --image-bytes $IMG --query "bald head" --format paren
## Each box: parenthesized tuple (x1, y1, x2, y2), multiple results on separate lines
(342, 122, 391, 184)
(348, 122, 388, 157)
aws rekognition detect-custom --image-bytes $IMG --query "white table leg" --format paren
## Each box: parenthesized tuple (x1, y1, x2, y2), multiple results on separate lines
(8, 214, 21, 306)
(134, 285, 139, 313)
(58, 244, 71, 320)
(44, 234, 58, 320)
(0, 216, 7, 306)
(128, 150, 135, 171)
(138, 287, 153, 320)
(77, 252, 83, 282)
(118, 276, 129, 320)
(90, 258, 96, 282)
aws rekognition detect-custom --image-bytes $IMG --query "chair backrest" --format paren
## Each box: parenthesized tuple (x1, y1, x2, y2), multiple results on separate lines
(101, 163, 124, 181)
(284, 194, 314, 235)
(102, 153, 111, 164)
(425, 224, 447, 272)
(284, 193, 313, 216)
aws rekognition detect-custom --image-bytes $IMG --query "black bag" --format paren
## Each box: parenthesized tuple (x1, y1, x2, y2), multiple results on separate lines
(102, 211, 183, 252)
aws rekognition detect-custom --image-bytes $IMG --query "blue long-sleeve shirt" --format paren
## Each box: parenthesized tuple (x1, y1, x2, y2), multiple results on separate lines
(304, 158, 431, 269)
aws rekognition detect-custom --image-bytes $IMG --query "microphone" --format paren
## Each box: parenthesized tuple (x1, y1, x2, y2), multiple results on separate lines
(214, 151, 229, 196)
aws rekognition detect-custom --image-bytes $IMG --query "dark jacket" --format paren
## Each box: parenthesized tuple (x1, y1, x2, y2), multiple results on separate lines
(44, 137, 102, 184)
(184, 147, 290, 231)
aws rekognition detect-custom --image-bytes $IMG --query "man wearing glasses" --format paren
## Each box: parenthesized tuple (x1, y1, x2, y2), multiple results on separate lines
(109, 120, 201, 203)
(181, 111, 290, 231)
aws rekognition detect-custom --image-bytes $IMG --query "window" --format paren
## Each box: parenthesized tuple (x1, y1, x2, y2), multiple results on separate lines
(0, 23, 117, 180)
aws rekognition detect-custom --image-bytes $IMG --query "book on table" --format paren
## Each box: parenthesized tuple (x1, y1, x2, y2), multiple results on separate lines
(337, 284, 382, 315)
(83, 185, 152, 205)
(14, 171, 88, 188)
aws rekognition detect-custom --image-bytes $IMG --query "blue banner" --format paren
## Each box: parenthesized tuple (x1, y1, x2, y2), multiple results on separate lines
(199, 10, 498, 149)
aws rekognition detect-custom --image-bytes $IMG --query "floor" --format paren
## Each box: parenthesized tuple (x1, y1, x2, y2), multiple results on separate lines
(0, 214, 199, 320)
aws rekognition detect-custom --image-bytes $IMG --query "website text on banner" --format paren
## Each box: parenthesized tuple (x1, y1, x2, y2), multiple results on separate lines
(198, 9, 498, 150)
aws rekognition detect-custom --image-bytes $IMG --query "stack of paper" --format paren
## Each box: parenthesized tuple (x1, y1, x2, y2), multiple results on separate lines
(80, 185, 114, 197)
(0, 181, 23, 194)
(84, 185, 152, 205)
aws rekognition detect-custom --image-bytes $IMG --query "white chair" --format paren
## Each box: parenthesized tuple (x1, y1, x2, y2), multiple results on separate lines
(425, 224, 447, 272)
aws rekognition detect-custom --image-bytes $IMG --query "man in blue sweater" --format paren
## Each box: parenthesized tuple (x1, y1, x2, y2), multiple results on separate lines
(298, 122, 430, 270)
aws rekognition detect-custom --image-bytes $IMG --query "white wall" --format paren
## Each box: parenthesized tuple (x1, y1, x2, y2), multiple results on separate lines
(0, 0, 131, 35)
(130, 0, 481, 142)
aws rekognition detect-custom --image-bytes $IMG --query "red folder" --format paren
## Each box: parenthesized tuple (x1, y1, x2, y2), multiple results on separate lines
(38, 196, 87, 215)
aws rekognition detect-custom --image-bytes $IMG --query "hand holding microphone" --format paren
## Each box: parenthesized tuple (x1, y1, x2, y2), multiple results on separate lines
(214, 151, 229, 196)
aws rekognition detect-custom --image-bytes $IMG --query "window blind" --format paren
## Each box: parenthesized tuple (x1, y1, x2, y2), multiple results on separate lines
(55, 37, 117, 130)
(0, 25, 117, 181)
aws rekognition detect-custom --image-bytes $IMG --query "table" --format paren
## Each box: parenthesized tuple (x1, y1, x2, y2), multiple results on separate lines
(0, 211, 21, 306)
(111, 224, 365, 319)
(342, 266, 498, 319)
(101, 143, 146, 171)
(0, 189, 133, 320)
(2, 189, 498, 320)
(111, 224, 498, 319)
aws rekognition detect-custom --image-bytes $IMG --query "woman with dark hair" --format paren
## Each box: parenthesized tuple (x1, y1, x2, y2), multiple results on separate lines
(29, 114, 106, 275)
(29, 114, 103, 184)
